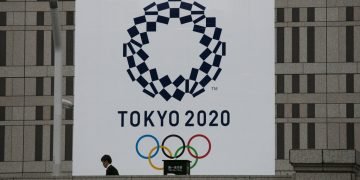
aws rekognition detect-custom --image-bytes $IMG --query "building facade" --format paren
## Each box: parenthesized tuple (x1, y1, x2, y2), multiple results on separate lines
(275, 0, 360, 175)
(0, 0, 359, 177)
(0, 0, 75, 176)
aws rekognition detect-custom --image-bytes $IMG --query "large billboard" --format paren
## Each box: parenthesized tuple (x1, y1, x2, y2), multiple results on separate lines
(74, 0, 274, 175)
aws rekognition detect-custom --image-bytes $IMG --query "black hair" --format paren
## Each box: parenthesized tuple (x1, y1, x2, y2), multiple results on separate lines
(101, 154, 112, 164)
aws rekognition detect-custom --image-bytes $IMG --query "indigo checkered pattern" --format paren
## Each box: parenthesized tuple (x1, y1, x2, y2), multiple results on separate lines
(123, 0, 226, 101)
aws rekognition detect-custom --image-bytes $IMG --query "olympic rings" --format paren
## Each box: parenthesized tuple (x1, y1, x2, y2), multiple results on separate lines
(136, 134, 211, 170)
(136, 134, 160, 159)
(148, 146, 172, 170)
(187, 134, 211, 159)
(174, 146, 198, 169)
(161, 134, 185, 159)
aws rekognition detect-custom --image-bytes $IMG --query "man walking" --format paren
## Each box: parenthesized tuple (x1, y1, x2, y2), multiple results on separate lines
(101, 154, 119, 175)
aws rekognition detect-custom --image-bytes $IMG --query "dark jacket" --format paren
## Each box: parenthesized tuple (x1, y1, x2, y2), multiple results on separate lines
(106, 165, 119, 175)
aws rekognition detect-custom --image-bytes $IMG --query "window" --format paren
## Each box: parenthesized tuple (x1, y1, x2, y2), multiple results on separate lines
(65, 109, 73, 120)
(347, 123, 354, 149)
(66, 76, 74, 96)
(307, 74, 315, 93)
(346, 7, 354, 21)
(346, 103, 354, 118)
(35, 125, 43, 161)
(0, 126, 4, 161)
(50, 125, 53, 161)
(0, 78, 5, 96)
(66, 30, 74, 65)
(276, 27, 284, 63)
(307, 27, 315, 63)
(292, 27, 299, 63)
(36, 31, 44, 66)
(0, 12, 6, 26)
(0, 31, 6, 66)
(277, 74, 284, 93)
(292, 8, 299, 22)
(36, 77, 44, 96)
(307, 123, 315, 149)
(51, 77, 54, 96)
(307, 104, 315, 118)
(276, 104, 285, 118)
(276, 123, 284, 159)
(292, 74, 299, 93)
(65, 125, 73, 160)
(307, 7, 315, 22)
(37, 12, 44, 26)
(346, 26, 354, 62)
(346, 74, 354, 93)
(50, 106, 54, 120)
(0, 107, 5, 121)
(292, 104, 300, 118)
(292, 123, 300, 149)
(36, 106, 43, 120)
(276, 8, 284, 22)
(51, 35, 54, 66)
(66, 11, 74, 25)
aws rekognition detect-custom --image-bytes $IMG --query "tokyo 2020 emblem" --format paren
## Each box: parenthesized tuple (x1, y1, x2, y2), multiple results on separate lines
(123, 0, 226, 101)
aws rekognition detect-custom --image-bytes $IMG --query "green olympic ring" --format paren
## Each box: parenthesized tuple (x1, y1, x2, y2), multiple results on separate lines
(174, 145, 199, 169)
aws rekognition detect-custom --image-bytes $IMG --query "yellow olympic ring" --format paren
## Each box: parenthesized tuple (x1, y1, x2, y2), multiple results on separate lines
(148, 146, 172, 170)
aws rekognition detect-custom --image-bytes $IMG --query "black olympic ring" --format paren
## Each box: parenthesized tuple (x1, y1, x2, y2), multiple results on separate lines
(161, 134, 185, 159)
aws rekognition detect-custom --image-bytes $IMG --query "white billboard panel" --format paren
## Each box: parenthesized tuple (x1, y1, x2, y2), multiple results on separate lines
(74, 0, 274, 175)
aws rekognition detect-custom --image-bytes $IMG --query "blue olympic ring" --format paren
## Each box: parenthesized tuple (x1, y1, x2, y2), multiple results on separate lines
(135, 134, 160, 159)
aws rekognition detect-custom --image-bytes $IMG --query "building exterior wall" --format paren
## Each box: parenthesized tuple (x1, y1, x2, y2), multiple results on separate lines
(0, 0, 74, 176)
(0, 0, 359, 177)
(275, 0, 360, 175)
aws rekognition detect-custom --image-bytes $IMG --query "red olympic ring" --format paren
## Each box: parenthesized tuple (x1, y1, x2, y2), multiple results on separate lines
(187, 134, 211, 159)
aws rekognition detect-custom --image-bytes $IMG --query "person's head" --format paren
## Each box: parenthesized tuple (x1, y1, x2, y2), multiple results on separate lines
(101, 154, 112, 168)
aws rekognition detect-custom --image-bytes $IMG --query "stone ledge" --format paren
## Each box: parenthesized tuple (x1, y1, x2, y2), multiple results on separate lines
(290, 149, 360, 173)
(0, 175, 293, 180)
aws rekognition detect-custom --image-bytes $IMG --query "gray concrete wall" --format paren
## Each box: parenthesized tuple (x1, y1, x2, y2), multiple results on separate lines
(0, 0, 75, 176)
(275, 0, 360, 175)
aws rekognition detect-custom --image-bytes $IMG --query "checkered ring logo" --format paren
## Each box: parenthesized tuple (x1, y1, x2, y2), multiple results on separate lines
(123, 0, 226, 101)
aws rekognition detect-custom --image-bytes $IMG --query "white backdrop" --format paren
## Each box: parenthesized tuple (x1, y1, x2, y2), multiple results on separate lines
(74, 0, 274, 175)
